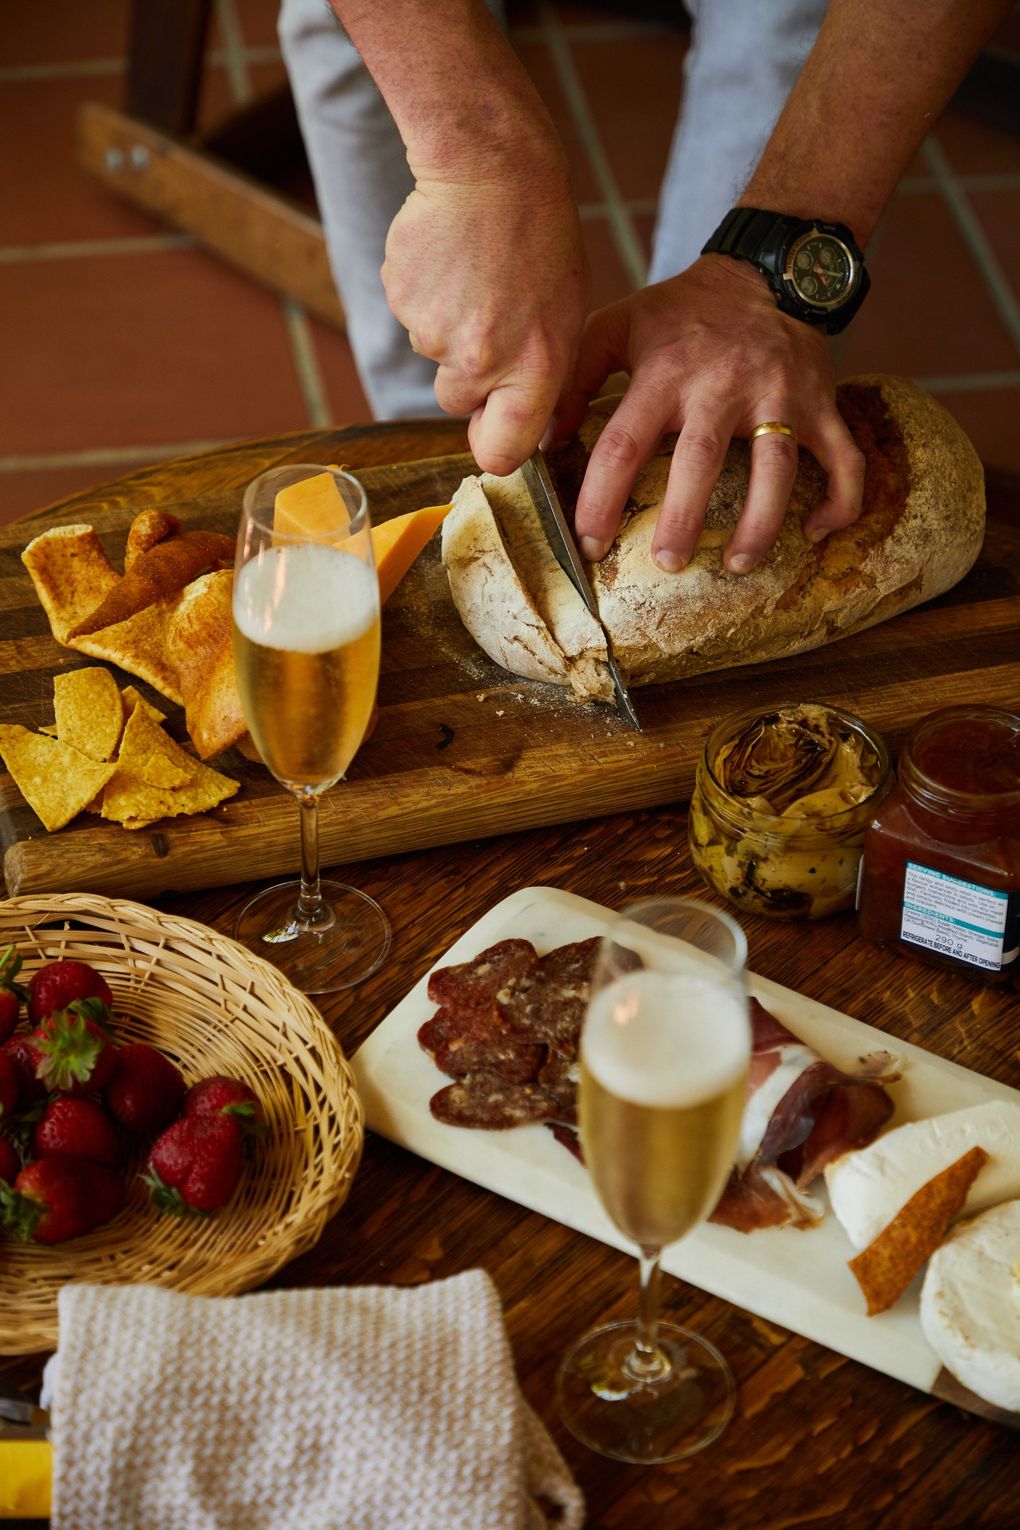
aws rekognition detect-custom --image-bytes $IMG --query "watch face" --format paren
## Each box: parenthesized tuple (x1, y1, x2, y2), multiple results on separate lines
(785, 230, 856, 310)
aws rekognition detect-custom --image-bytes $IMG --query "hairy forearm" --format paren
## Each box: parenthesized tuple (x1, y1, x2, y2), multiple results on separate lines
(330, 0, 568, 188)
(741, 0, 1012, 243)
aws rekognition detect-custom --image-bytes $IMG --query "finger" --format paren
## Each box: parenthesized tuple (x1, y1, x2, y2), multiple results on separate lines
(801, 408, 866, 542)
(651, 404, 739, 572)
(723, 416, 800, 574)
(548, 303, 629, 450)
(573, 386, 673, 560)
(466, 380, 560, 477)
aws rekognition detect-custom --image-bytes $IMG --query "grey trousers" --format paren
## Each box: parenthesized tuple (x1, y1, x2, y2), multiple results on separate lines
(278, 0, 827, 420)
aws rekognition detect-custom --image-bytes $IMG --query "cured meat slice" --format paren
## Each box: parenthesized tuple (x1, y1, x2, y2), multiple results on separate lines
(497, 937, 602, 1048)
(417, 1007, 544, 1085)
(430, 1071, 560, 1130)
(537, 1047, 579, 1124)
(709, 998, 899, 1232)
(427, 938, 538, 1012)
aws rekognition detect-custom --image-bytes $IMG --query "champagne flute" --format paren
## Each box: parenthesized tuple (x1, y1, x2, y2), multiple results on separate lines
(557, 897, 750, 1463)
(231, 465, 391, 994)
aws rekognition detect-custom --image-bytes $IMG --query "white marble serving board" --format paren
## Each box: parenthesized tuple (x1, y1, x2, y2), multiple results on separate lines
(353, 885, 1020, 1397)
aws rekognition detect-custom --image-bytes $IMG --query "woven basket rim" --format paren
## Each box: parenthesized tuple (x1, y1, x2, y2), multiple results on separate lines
(0, 893, 364, 1355)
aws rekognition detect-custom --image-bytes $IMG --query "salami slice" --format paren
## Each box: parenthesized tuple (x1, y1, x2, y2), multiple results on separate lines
(430, 1071, 559, 1130)
(497, 937, 602, 1047)
(427, 938, 538, 1012)
(417, 1007, 544, 1085)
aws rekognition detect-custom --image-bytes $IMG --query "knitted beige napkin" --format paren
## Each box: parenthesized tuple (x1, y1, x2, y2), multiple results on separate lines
(44, 1272, 585, 1530)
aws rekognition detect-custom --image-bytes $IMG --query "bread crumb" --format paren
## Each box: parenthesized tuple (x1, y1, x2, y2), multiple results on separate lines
(495, 709, 504, 717)
(476, 693, 488, 702)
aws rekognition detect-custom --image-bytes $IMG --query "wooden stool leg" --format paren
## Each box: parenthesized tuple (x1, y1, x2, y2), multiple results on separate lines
(125, 0, 212, 136)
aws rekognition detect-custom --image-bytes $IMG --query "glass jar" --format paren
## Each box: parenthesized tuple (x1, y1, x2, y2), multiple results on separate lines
(689, 702, 891, 920)
(857, 705, 1020, 982)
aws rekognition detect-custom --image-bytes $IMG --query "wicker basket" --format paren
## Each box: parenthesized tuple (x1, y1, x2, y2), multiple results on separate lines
(0, 894, 364, 1355)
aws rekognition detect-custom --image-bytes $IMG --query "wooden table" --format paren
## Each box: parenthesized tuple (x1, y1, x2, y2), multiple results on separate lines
(2, 423, 1018, 1529)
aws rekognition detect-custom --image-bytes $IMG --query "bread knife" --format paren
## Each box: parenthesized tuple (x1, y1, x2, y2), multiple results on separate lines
(520, 451, 641, 730)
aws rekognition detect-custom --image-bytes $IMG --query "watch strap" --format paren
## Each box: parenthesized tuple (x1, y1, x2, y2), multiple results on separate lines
(701, 206, 869, 334)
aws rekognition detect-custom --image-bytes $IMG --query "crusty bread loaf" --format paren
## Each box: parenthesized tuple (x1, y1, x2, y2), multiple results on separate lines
(441, 375, 985, 698)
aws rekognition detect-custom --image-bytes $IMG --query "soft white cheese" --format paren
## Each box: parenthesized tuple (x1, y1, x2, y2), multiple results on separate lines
(824, 1100, 1020, 1250)
(919, 1199, 1020, 1412)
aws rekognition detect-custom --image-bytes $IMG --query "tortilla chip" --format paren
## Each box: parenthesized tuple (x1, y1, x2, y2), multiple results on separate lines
(849, 1145, 989, 1316)
(120, 685, 165, 723)
(21, 525, 120, 645)
(39, 722, 58, 736)
(52, 666, 124, 761)
(100, 702, 237, 828)
(70, 596, 184, 704)
(0, 724, 116, 832)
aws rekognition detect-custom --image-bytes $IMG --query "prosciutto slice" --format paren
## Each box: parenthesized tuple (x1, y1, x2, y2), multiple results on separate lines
(709, 998, 899, 1233)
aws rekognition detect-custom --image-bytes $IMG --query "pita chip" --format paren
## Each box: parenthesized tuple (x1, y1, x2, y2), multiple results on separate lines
(165, 569, 247, 759)
(70, 596, 184, 704)
(21, 525, 120, 645)
(0, 724, 116, 831)
(848, 1145, 989, 1316)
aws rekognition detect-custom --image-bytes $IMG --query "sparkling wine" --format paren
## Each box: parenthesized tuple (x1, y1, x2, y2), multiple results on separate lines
(580, 969, 749, 1249)
(233, 542, 380, 788)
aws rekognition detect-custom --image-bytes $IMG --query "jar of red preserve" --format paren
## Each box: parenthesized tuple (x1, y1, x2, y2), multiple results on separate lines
(857, 705, 1020, 982)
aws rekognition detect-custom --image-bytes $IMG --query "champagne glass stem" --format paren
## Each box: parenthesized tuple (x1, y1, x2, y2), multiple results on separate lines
(296, 788, 325, 926)
(627, 1248, 669, 1383)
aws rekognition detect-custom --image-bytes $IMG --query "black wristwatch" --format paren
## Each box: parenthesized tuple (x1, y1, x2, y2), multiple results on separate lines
(701, 207, 869, 334)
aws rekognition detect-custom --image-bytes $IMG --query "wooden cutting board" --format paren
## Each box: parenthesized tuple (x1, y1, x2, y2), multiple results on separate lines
(2, 422, 1018, 900)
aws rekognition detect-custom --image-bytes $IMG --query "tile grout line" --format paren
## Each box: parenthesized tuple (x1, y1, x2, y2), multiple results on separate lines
(214, 0, 332, 428)
(922, 136, 1020, 358)
(212, 0, 252, 105)
(915, 369, 1020, 392)
(0, 235, 195, 263)
(536, 0, 648, 291)
(281, 300, 332, 430)
(0, 442, 235, 474)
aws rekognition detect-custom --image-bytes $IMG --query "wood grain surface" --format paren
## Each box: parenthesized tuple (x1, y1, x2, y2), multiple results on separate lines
(2, 423, 1019, 904)
(1, 427, 1018, 1530)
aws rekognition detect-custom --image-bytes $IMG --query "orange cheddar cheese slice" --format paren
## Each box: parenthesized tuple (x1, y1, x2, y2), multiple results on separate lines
(273, 467, 350, 538)
(374, 503, 452, 604)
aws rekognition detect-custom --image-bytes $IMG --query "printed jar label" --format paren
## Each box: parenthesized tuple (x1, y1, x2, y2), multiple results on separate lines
(900, 861, 1019, 971)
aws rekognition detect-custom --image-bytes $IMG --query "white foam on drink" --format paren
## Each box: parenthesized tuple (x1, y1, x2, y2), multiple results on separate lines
(582, 970, 749, 1108)
(233, 543, 377, 653)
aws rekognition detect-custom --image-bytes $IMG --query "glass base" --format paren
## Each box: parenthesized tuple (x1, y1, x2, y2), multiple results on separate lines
(233, 879, 391, 995)
(556, 1319, 735, 1464)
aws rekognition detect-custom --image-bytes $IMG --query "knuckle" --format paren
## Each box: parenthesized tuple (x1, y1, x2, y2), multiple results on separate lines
(594, 424, 644, 471)
(676, 429, 724, 473)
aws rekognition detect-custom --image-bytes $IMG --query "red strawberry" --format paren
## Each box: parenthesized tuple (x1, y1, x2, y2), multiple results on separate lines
(0, 1035, 47, 1106)
(143, 1112, 243, 1214)
(184, 1075, 263, 1132)
(30, 999, 118, 1096)
(28, 959, 113, 1026)
(0, 946, 28, 1044)
(0, 1155, 125, 1244)
(0, 1136, 19, 1186)
(0, 1051, 19, 1122)
(105, 1043, 185, 1135)
(32, 1096, 123, 1166)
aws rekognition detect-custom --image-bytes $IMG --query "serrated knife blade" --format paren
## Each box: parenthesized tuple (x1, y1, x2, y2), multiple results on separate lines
(519, 451, 641, 730)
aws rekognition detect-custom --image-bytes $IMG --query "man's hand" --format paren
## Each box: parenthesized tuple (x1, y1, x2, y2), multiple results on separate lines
(382, 164, 587, 477)
(553, 256, 865, 574)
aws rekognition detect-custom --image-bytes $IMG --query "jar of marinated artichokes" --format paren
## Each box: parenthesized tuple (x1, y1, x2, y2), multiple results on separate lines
(689, 702, 891, 920)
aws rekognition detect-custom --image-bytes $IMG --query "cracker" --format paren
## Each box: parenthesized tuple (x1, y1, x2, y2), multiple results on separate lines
(0, 725, 115, 832)
(848, 1145, 989, 1316)
(53, 666, 124, 761)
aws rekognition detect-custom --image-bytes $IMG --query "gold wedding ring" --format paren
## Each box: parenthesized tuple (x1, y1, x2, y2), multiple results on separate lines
(750, 420, 797, 443)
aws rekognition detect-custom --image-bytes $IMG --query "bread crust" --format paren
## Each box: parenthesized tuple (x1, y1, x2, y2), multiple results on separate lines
(442, 375, 985, 695)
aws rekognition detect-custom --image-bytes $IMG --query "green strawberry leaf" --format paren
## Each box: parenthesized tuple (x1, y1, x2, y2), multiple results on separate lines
(0, 945, 28, 1002)
(0, 1182, 42, 1243)
(139, 1167, 208, 1218)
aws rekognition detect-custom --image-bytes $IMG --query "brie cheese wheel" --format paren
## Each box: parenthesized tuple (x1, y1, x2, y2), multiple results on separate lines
(920, 1199, 1020, 1412)
(824, 1100, 1020, 1251)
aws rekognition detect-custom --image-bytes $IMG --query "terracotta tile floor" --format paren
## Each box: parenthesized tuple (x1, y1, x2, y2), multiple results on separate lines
(2, 0, 1020, 528)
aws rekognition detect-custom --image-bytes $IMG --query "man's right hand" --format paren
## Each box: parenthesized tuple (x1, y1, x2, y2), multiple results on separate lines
(381, 159, 587, 479)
